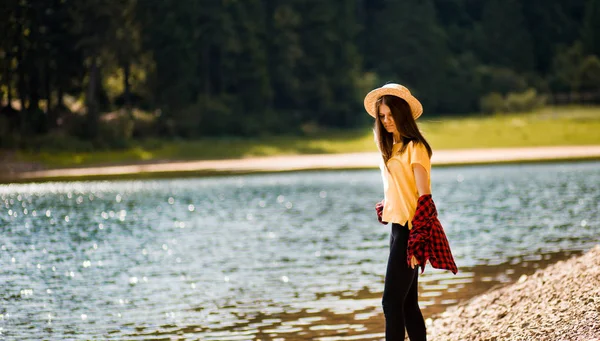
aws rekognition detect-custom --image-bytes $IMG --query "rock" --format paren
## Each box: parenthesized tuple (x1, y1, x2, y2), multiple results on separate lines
(428, 245, 600, 341)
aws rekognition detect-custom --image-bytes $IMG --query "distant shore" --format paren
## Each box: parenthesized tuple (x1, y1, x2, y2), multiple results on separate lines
(427, 244, 600, 340)
(1, 145, 600, 183)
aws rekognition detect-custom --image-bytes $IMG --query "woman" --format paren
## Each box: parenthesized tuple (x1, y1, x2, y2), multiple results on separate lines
(364, 83, 457, 341)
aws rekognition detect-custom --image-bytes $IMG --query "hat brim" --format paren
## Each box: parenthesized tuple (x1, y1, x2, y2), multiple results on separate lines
(364, 87, 423, 120)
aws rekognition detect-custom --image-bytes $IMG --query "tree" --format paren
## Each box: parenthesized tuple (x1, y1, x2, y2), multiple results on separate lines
(549, 42, 585, 93)
(477, 0, 535, 72)
(521, 0, 584, 74)
(220, 0, 273, 135)
(579, 55, 600, 94)
(265, 0, 304, 126)
(293, 0, 362, 127)
(0, 0, 18, 113)
(112, 0, 142, 115)
(365, 0, 451, 114)
(69, 0, 119, 140)
(582, 0, 600, 56)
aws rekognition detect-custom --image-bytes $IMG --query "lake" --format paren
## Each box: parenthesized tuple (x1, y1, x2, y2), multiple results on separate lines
(1, 161, 599, 340)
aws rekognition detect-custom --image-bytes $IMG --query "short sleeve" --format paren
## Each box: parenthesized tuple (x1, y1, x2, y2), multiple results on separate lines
(410, 141, 431, 173)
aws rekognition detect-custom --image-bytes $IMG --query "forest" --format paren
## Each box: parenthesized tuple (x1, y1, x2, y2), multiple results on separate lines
(1, 0, 599, 150)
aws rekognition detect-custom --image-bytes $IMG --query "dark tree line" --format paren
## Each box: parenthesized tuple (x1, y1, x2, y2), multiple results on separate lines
(1, 0, 600, 148)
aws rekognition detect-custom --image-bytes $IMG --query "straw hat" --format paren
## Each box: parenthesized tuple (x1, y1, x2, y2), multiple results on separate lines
(363, 83, 423, 120)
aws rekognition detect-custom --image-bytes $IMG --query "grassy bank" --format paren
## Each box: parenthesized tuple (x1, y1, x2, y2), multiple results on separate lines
(13, 106, 600, 168)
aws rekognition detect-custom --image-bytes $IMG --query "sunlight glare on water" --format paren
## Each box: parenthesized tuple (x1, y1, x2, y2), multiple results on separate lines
(0, 161, 598, 340)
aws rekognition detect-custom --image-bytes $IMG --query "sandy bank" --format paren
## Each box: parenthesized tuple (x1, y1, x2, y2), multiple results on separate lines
(427, 245, 600, 341)
(1, 145, 600, 183)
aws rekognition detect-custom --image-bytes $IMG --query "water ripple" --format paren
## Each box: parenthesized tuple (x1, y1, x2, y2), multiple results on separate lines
(0, 162, 599, 339)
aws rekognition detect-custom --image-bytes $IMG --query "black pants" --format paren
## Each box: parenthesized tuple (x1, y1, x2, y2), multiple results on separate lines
(382, 223, 426, 341)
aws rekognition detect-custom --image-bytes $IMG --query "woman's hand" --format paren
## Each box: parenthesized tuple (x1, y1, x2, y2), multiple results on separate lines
(375, 200, 388, 225)
(410, 255, 418, 269)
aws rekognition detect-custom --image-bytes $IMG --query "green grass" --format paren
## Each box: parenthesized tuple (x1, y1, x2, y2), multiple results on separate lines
(421, 106, 600, 149)
(15, 106, 600, 168)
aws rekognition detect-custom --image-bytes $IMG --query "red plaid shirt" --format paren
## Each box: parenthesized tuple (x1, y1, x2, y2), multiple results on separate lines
(407, 194, 458, 274)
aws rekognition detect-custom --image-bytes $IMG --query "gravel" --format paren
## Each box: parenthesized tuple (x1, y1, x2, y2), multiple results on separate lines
(427, 245, 600, 341)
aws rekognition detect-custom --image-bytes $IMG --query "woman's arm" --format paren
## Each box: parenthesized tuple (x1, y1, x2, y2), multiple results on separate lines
(410, 163, 430, 269)
(413, 164, 431, 196)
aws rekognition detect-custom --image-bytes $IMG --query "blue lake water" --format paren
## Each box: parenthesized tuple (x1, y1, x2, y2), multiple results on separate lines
(1, 161, 599, 340)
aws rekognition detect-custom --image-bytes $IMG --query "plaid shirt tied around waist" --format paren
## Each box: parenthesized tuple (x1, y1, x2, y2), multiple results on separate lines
(407, 194, 458, 274)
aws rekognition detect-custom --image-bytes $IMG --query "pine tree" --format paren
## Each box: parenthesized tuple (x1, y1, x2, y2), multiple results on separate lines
(582, 0, 600, 56)
(364, 0, 451, 113)
(478, 0, 535, 72)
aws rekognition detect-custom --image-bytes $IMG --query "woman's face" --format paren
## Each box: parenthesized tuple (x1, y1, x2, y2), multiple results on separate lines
(378, 103, 398, 135)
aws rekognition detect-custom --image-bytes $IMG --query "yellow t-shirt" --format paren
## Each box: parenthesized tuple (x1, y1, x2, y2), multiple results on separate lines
(380, 140, 431, 229)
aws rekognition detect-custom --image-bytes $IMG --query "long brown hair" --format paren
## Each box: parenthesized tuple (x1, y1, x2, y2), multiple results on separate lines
(374, 95, 432, 165)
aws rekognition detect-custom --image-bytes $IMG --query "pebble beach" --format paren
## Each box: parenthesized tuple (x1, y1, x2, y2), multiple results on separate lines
(427, 245, 600, 341)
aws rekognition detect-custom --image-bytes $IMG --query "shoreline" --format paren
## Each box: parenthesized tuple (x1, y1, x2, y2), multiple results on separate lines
(1, 145, 600, 183)
(427, 244, 600, 340)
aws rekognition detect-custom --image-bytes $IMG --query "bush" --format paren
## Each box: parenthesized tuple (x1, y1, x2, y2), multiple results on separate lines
(0, 108, 25, 148)
(25, 133, 94, 153)
(97, 113, 134, 148)
(171, 95, 237, 137)
(579, 55, 600, 92)
(479, 92, 505, 114)
(479, 88, 547, 114)
(476, 66, 528, 95)
(0, 115, 10, 145)
(549, 42, 584, 92)
(505, 88, 547, 112)
(63, 113, 88, 140)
